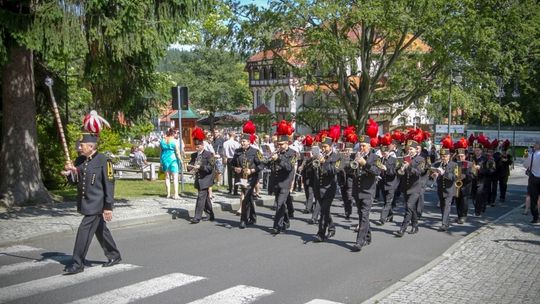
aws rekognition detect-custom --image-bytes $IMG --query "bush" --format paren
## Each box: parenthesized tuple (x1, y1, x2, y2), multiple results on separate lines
(144, 146, 160, 158)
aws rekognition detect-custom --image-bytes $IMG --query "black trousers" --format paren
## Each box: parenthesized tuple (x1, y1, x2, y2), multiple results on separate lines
(455, 191, 469, 219)
(355, 196, 373, 247)
(72, 214, 120, 268)
(528, 175, 540, 220)
(497, 175, 509, 200)
(241, 184, 257, 223)
(316, 186, 336, 238)
(380, 187, 397, 222)
(273, 187, 290, 230)
(339, 177, 354, 216)
(194, 188, 214, 220)
(488, 177, 498, 205)
(474, 180, 488, 215)
(226, 160, 238, 194)
(438, 194, 453, 227)
(401, 192, 421, 228)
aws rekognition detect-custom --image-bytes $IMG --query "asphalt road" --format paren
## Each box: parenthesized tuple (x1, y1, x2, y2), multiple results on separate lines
(1, 179, 526, 304)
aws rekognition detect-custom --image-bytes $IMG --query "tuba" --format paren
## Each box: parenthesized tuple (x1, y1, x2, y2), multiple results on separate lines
(237, 153, 251, 188)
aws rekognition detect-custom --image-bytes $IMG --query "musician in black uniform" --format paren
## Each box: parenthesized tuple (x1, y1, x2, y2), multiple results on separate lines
(395, 140, 426, 237)
(62, 132, 121, 275)
(189, 128, 216, 224)
(417, 146, 431, 218)
(496, 142, 513, 202)
(471, 145, 496, 216)
(231, 122, 263, 229)
(431, 148, 458, 231)
(270, 131, 297, 234)
(351, 135, 381, 252)
(377, 143, 399, 226)
(454, 148, 474, 224)
(338, 140, 356, 220)
(300, 136, 320, 224)
(313, 135, 340, 242)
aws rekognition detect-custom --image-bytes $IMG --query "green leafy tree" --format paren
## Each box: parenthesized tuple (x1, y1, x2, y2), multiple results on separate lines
(161, 48, 252, 130)
(233, 0, 539, 132)
(0, 0, 213, 208)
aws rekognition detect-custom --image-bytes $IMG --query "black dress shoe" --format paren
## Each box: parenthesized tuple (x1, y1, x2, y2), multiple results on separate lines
(313, 234, 325, 242)
(208, 214, 215, 221)
(409, 226, 419, 234)
(301, 209, 310, 214)
(190, 218, 200, 224)
(307, 219, 314, 224)
(270, 228, 280, 235)
(64, 265, 84, 275)
(438, 225, 448, 232)
(457, 217, 465, 224)
(351, 244, 362, 252)
(375, 220, 385, 226)
(327, 230, 336, 239)
(395, 227, 406, 237)
(103, 257, 122, 267)
(345, 213, 351, 220)
(239, 221, 246, 229)
(387, 215, 393, 222)
(531, 218, 539, 224)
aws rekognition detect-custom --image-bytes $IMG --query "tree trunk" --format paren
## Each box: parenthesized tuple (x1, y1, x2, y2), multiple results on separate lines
(0, 45, 52, 208)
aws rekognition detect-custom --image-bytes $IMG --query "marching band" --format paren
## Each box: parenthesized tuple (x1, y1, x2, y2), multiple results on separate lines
(186, 118, 517, 252)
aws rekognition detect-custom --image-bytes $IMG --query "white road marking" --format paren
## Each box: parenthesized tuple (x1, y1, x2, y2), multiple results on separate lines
(0, 264, 139, 303)
(304, 299, 345, 304)
(186, 285, 274, 304)
(0, 245, 43, 256)
(68, 272, 206, 304)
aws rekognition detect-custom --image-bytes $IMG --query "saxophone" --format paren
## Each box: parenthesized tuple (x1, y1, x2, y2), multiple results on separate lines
(486, 155, 496, 171)
(455, 162, 463, 198)
(238, 153, 251, 188)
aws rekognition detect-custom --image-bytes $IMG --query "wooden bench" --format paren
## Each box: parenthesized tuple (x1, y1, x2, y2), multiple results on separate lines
(113, 157, 155, 180)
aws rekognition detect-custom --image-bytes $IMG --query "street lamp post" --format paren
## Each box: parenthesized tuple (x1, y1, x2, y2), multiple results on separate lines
(448, 71, 463, 135)
(495, 78, 520, 139)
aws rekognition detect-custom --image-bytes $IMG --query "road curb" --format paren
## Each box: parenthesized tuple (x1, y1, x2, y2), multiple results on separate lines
(0, 193, 297, 248)
(361, 204, 523, 304)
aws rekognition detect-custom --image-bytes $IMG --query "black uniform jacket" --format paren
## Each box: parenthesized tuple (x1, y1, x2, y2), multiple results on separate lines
(231, 146, 264, 186)
(69, 152, 115, 215)
(270, 147, 297, 190)
(300, 158, 315, 187)
(352, 150, 381, 199)
(381, 155, 400, 191)
(456, 160, 474, 197)
(399, 153, 426, 195)
(495, 152, 513, 178)
(190, 150, 215, 190)
(433, 161, 458, 198)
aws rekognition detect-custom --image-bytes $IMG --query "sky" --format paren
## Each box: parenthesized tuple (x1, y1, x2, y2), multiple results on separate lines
(238, 0, 268, 7)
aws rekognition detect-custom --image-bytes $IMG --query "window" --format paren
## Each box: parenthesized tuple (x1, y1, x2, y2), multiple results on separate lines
(275, 91, 289, 109)
(252, 67, 260, 80)
(398, 117, 407, 126)
(413, 116, 421, 124)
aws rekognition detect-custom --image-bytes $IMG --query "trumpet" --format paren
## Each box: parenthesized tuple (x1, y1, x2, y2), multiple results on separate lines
(312, 151, 327, 169)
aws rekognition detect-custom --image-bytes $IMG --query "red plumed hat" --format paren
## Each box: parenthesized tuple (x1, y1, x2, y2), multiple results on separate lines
(502, 139, 511, 151)
(314, 129, 328, 143)
(477, 134, 490, 149)
(381, 133, 392, 146)
(441, 135, 453, 149)
(491, 139, 499, 150)
(343, 125, 356, 138)
(192, 127, 206, 145)
(321, 125, 340, 145)
(274, 120, 294, 142)
(454, 137, 468, 149)
(241, 120, 256, 141)
(468, 134, 477, 146)
(366, 118, 379, 138)
(249, 133, 257, 144)
(391, 130, 406, 143)
(303, 135, 314, 147)
(370, 136, 379, 147)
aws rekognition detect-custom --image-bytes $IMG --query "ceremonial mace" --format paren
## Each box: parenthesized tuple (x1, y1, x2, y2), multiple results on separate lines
(45, 76, 71, 164)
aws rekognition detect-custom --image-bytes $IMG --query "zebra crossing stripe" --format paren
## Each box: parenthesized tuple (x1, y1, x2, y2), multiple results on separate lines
(304, 300, 345, 304)
(0, 259, 61, 276)
(0, 263, 139, 303)
(0, 245, 42, 256)
(68, 272, 206, 304)
(186, 285, 274, 304)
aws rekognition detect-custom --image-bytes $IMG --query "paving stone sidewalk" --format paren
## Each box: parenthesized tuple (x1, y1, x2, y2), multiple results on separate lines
(0, 190, 283, 247)
(365, 207, 540, 304)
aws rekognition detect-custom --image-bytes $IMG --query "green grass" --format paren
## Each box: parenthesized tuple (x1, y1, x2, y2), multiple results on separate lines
(51, 180, 228, 201)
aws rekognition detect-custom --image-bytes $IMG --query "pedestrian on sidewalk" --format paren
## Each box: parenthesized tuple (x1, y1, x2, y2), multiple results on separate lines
(523, 140, 540, 223)
(160, 128, 182, 199)
(61, 116, 121, 275)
